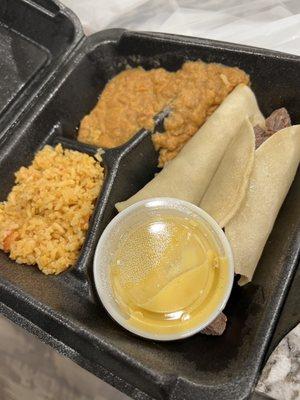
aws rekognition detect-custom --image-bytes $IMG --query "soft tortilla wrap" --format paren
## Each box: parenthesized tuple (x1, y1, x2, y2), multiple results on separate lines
(200, 118, 255, 227)
(226, 125, 300, 285)
(116, 84, 264, 212)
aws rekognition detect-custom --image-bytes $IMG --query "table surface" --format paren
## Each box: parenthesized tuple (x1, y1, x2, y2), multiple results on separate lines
(1, 1, 299, 399)
(0, 314, 299, 400)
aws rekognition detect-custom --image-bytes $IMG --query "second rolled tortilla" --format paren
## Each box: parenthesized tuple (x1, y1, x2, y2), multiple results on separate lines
(226, 125, 300, 285)
(116, 84, 264, 212)
(200, 118, 255, 227)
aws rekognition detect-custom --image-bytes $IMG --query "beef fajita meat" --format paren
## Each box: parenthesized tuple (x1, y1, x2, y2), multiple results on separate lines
(202, 312, 227, 336)
(254, 107, 291, 148)
(254, 124, 269, 148)
(265, 107, 291, 134)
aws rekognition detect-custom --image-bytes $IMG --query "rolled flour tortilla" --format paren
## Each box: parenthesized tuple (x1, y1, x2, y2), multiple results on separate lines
(116, 84, 264, 212)
(200, 118, 255, 227)
(226, 125, 300, 285)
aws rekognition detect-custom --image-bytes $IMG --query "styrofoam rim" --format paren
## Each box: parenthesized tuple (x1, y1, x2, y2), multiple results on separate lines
(93, 197, 234, 341)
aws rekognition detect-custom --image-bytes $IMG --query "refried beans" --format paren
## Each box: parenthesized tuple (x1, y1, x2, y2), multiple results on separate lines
(78, 61, 249, 166)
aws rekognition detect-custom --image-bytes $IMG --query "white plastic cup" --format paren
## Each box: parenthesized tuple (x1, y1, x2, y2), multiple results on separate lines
(93, 197, 234, 341)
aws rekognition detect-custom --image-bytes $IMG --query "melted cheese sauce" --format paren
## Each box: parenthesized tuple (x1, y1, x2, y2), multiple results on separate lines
(110, 215, 229, 335)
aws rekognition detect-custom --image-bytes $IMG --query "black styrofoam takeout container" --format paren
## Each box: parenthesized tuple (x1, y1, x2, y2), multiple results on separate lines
(0, 1, 299, 399)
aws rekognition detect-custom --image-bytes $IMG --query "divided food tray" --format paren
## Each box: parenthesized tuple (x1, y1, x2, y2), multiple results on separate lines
(0, 1, 299, 400)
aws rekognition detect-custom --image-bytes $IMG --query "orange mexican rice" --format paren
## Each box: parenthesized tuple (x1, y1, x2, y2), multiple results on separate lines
(0, 144, 103, 275)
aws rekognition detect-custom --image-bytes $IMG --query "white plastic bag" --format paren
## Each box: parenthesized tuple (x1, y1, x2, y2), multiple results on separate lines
(61, 0, 300, 55)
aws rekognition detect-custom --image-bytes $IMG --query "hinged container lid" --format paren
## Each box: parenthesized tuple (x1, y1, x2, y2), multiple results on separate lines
(0, 0, 84, 141)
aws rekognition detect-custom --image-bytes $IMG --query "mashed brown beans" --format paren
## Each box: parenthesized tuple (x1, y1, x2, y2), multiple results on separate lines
(78, 61, 249, 166)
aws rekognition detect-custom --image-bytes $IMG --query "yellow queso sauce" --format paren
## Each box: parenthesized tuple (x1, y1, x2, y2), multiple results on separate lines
(110, 215, 229, 335)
